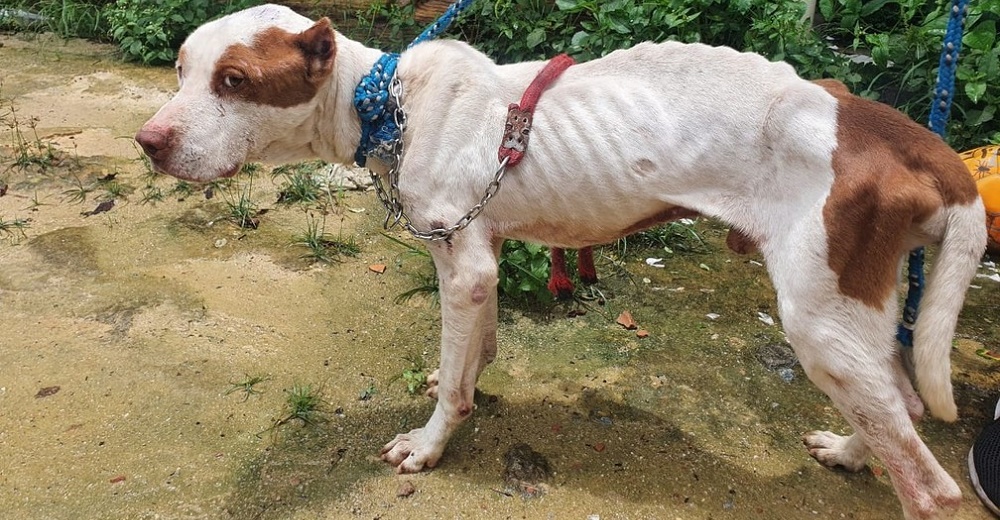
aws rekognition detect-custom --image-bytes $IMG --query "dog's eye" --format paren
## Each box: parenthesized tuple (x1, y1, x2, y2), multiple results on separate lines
(223, 75, 245, 89)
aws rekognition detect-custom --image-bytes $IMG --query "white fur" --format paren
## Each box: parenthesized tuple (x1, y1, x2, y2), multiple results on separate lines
(137, 5, 988, 518)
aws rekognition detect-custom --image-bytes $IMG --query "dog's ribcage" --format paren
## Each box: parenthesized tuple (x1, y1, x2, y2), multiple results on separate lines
(397, 40, 839, 249)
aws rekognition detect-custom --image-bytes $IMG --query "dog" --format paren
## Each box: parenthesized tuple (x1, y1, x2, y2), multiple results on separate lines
(135, 5, 987, 518)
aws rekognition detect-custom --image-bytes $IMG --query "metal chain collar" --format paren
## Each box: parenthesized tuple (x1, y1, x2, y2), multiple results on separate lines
(369, 75, 509, 242)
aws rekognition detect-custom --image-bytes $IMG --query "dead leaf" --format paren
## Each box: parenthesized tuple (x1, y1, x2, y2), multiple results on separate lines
(369, 264, 387, 274)
(81, 200, 114, 217)
(109, 475, 126, 484)
(636, 329, 649, 338)
(616, 310, 637, 330)
(397, 480, 416, 498)
(593, 443, 606, 453)
(35, 386, 60, 398)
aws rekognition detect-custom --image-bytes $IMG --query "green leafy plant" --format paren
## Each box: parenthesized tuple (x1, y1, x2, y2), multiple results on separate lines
(0, 0, 109, 39)
(105, 0, 260, 64)
(498, 240, 552, 303)
(389, 353, 428, 395)
(350, 1, 419, 50)
(446, 0, 998, 148)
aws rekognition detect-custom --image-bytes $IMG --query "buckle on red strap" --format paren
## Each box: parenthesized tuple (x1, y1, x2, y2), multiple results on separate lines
(498, 54, 575, 167)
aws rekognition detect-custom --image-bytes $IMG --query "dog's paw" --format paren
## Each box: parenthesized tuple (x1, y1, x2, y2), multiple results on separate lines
(380, 429, 441, 473)
(802, 431, 868, 472)
(424, 369, 439, 399)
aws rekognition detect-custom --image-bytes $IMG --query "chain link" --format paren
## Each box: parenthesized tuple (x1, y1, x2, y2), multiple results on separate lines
(368, 74, 509, 242)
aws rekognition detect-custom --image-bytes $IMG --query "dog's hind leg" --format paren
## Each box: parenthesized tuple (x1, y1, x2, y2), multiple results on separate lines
(381, 232, 500, 473)
(803, 348, 926, 472)
(783, 295, 961, 519)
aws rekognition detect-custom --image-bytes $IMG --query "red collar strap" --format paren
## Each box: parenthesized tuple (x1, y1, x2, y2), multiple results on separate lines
(498, 54, 575, 167)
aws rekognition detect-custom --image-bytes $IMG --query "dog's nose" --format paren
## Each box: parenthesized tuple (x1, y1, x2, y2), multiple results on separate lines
(135, 127, 172, 159)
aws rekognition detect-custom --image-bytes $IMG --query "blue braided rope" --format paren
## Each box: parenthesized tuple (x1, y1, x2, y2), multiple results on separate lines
(353, 52, 399, 166)
(353, 0, 476, 166)
(408, 0, 476, 49)
(897, 0, 968, 348)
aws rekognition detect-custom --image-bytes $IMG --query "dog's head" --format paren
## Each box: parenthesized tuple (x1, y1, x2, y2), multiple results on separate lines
(135, 4, 335, 182)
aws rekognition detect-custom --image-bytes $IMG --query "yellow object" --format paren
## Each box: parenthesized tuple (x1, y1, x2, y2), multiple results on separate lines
(960, 145, 1000, 251)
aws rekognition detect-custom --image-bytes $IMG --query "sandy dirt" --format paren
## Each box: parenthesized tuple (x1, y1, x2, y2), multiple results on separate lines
(1, 33, 999, 520)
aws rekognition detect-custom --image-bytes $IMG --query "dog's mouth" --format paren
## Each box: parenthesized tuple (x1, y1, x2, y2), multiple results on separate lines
(148, 158, 242, 183)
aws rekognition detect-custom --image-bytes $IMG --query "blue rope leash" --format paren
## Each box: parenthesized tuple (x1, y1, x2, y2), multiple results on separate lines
(353, 0, 477, 166)
(897, 0, 969, 348)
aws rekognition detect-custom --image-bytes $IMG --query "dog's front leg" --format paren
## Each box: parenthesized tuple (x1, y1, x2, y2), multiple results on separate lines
(380, 233, 499, 473)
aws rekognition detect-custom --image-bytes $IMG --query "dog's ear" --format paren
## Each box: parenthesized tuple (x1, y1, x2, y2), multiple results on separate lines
(298, 18, 336, 79)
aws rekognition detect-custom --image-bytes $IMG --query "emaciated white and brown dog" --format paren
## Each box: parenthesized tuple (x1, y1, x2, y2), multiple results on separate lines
(136, 5, 987, 518)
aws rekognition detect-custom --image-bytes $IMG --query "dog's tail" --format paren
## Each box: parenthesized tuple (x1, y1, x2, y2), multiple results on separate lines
(913, 198, 987, 421)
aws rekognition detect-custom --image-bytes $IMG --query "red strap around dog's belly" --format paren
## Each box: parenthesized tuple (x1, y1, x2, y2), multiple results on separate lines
(497, 54, 575, 167)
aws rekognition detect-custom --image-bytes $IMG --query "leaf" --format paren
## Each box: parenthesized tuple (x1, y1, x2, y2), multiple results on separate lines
(860, 0, 894, 17)
(526, 28, 545, 49)
(966, 82, 987, 104)
(617, 310, 637, 330)
(555, 0, 582, 11)
(600, 0, 629, 13)
(963, 21, 996, 51)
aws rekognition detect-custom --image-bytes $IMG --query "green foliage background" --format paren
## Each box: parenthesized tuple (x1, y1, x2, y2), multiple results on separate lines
(451, 0, 999, 150)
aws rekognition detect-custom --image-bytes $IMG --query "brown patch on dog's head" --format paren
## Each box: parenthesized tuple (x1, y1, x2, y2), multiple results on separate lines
(819, 82, 979, 308)
(211, 18, 336, 108)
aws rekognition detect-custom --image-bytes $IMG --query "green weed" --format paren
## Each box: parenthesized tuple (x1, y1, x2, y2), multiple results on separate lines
(273, 383, 325, 427)
(292, 213, 360, 263)
(382, 232, 440, 305)
(616, 219, 708, 258)
(221, 172, 261, 229)
(389, 353, 428, 395)
(98, 175, 133, 201)
(2, 96, 61, 172)
(169, 180, 195, 199)
(224, 374, 270, 402)
(0, 216, 31, 239)
(138, 185, 164, 205)
(61, 174, 95, 203)
(272, 161, 325, 206)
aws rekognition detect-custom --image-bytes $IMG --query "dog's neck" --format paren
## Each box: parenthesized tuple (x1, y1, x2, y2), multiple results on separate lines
(311, 34, 388, 168)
